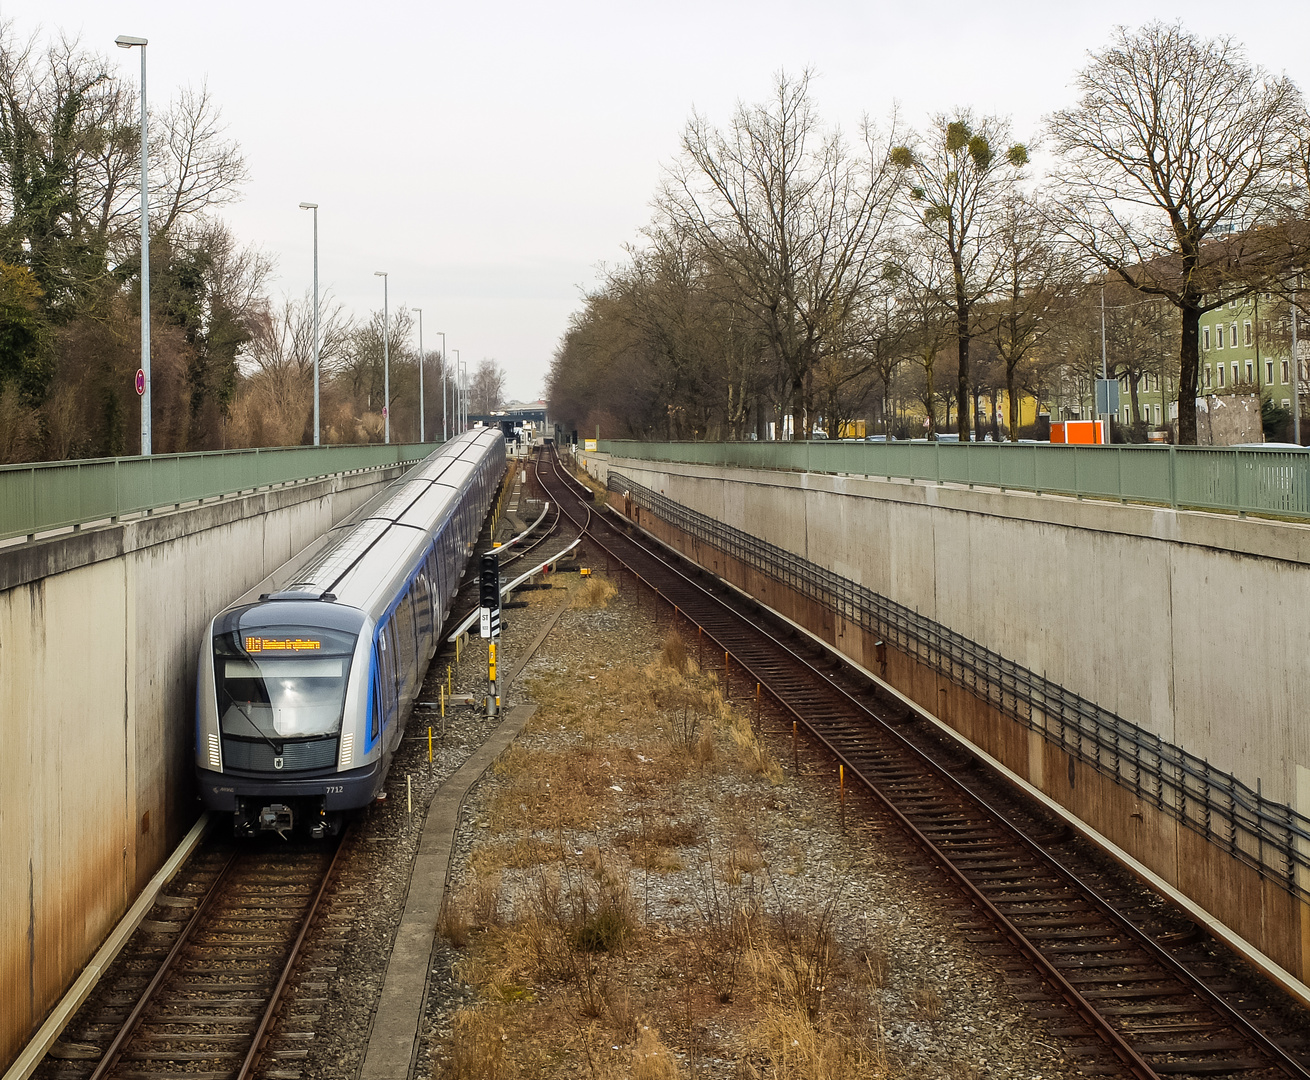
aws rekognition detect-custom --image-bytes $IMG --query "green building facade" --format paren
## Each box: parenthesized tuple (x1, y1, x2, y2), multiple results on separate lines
(1110, 292, 1306, 435)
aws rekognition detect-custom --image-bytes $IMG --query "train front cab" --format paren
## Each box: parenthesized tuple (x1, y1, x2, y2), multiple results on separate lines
(196, 599, 378, 838)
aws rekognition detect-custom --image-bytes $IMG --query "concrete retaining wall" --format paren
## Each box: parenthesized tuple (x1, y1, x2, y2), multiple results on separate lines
(584, 451, 1310, 988)
(0, 467, 405, 1072)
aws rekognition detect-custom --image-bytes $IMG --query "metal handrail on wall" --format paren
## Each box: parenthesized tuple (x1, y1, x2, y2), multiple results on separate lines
(0, 443, 434, 544)
(609, 469, 1310, 903)
(599, 439, 1310, 520)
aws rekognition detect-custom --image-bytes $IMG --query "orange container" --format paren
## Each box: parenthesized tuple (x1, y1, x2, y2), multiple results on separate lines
(1050, 420, 1105, 445)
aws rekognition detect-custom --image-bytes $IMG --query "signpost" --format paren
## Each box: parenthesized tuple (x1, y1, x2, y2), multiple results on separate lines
(478, 552, 501, 717)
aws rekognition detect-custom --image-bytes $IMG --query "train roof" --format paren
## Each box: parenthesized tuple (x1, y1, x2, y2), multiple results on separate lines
(220, 428, 503, 622)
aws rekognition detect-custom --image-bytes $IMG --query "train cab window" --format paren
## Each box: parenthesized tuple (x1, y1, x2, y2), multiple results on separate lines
(214, 626, 356, 740)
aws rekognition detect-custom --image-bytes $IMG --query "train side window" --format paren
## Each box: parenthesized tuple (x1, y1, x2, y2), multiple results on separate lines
(380, 622, 398, 721)
(371, 664, 381, 741)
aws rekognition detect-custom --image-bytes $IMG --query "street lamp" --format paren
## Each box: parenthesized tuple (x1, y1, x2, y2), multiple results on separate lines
(299, 202, 320, 445)
(436, 331, 447, 441)
(374, 271, 389, 444)
(452, 349, 462, 431)
(116, 34, 150, 454)
(415, 307, 425, 443)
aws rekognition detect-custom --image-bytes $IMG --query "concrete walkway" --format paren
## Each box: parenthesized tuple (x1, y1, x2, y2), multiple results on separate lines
(359, 702, 537, 1080)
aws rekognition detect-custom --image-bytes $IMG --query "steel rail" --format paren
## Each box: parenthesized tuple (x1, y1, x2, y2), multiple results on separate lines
(535, 455, 1158, 1078)
(495, 500, 550, 553)
(496, 502, 563, 571)
(85, 847, 240, 1080)
(238, 828, 351, 1079)
(539, 449, 1310, 1080)
(445, 537, 582, 642)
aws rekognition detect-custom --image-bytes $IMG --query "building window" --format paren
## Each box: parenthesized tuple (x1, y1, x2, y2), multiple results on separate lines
(1205, 365, 1212, 387)
(1246, 360, 1253, 383)
(1232, 362, 1239, 386)
(1218, 363, 1225, 387)
(1283, 360, 1290, 384)
(1267, 360, 1274, 384)
(1215, 325, 1224, 350)
(1231, 323, 1239, 349)
(1284, 399, 1291, 410)
(1203, 326, 1211, 350)
(1244, 321, 1252, 346)
(1155, 404, 1161, 422)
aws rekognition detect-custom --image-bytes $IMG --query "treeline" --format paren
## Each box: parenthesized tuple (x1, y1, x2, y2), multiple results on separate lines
(0, 29, 486, 464)
(548, 24, 1310, 445)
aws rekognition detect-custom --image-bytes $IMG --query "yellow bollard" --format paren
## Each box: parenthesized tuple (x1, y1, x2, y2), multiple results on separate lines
(428, 725, 433, 764)
(839, 764, 846, 832)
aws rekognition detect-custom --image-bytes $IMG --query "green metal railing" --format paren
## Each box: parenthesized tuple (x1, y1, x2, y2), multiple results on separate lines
(0, 443, 437, 543)
(597, 439, 1310, 519)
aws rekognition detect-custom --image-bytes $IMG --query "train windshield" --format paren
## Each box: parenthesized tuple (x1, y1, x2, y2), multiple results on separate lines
(214, 626, 357, 739)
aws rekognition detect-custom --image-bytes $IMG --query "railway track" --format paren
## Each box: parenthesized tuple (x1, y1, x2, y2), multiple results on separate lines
(38, 834, 345, 1080)
(535, 448, 1310, 1080)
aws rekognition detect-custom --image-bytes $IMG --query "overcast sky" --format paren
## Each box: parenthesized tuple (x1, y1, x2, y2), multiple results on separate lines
(8, 1, 1308, 403)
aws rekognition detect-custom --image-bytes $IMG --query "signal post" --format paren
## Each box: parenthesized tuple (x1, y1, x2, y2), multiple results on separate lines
(479, 552, 501, 717)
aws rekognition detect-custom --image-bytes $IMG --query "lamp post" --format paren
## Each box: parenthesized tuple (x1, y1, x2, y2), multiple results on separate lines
(437, 331, 447, 441)
(1293, 287, 1302, 446)
(416, 307, 424, 443)
(453, 350, 462, 431)
(116, 34, 150, 454)
(374, 271, 389, 443)
(299, 202, 320, 445)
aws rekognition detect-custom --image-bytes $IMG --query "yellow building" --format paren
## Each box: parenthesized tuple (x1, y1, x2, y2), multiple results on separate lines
(894, 388, 1043, 436)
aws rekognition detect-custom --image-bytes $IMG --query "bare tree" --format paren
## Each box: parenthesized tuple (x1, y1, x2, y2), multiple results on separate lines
(243, 290, 353, 441)
(891, 110, 1030, 441)
(339, 306, 415, 431)
(858, 290, 914, 437)
(469, 358, 505, 414)
(153, 83, 248, 235)
(980, 193, 1085, 439)
(894, 251, 955, 437)
(1046, 21, 1303, 443)
(661, 71, 903, 439)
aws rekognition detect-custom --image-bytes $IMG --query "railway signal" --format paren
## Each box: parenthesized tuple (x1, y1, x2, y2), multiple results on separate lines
(479, 551, 501, 716)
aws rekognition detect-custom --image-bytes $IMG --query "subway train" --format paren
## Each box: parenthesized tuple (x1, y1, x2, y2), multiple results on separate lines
(194, 427, 506, 837)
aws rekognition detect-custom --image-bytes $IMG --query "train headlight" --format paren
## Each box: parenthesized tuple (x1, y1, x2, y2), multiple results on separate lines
(340, 731, 354, 768)
(207, 732, 221, 770)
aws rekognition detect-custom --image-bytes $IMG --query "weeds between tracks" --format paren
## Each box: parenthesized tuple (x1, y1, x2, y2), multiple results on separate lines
(432, 576, 982, 1080)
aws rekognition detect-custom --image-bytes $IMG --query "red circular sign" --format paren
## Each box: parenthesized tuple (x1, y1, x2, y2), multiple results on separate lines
(382, 406, 388, 417)
(135, 369, 145, 396)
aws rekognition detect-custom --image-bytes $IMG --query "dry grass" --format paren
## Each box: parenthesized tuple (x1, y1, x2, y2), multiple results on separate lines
(521, 583, 568, 608)
(912, 979, 944, 1020)
(630, 1022, 679, 1080)
(659, 629, 688, 673)
(433, 613, 954, 1080)
(471, 837, 563, 874)
(440, 1007, 512, 1080)
(570, 575, 617, 609)
(743, 1005, 891, 1080)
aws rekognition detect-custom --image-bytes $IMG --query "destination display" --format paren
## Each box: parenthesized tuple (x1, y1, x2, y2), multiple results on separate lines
(244, 636, 323, 653)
